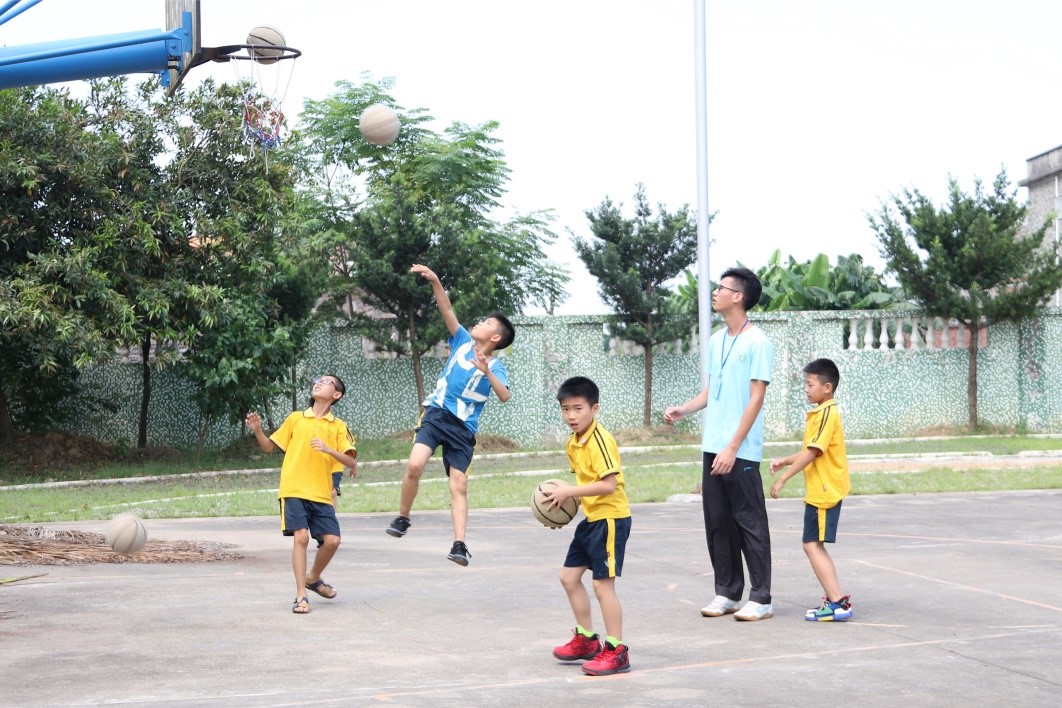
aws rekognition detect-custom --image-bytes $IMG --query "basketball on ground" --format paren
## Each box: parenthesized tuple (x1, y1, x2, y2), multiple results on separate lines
(106, 513, 148, 555)
(246, 25, 285, 65)
(532, 479, 579, 529)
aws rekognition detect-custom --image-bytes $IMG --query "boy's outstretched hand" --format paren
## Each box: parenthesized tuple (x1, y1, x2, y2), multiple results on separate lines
(245, 411, 263, 432)
(410, 263, 439, 282)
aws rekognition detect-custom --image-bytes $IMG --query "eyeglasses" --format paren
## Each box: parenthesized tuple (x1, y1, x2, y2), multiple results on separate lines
(312, 377, 337, 388)
(715, 284, 741, 295)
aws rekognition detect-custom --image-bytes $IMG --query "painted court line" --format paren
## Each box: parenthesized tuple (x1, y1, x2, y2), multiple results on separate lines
(854, 560, 1062, 613)
(847, 531, 1062, 550)
(368, 627, 1058, 701)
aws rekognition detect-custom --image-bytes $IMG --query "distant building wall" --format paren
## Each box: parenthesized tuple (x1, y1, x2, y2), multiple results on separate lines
(66, 310, 1062, 449)
(1020, 144, 1062, 306)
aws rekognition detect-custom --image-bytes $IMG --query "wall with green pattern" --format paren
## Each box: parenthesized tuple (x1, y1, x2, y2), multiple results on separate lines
(66, 310, 1062, 449)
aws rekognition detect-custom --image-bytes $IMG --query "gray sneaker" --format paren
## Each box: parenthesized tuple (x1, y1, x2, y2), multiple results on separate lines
(700, 595, 741, 617)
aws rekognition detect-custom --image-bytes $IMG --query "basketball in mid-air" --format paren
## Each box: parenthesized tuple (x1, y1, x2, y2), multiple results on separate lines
(246, 25, 285, 65)
(106, 513, 148, 555)
(532, 479, 579, 529)
(359, 103, 401, 146)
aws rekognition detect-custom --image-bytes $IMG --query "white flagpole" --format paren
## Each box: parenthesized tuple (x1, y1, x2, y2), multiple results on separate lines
(694, 0, 710, 390)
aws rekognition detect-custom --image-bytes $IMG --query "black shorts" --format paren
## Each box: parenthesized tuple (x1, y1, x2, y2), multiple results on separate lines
(331, 471, 343, 496)
(415, 406, 477, 476)
(280, 497, 340, 544)
(803, 501, 842, 543)
(564, 516, 632, 580)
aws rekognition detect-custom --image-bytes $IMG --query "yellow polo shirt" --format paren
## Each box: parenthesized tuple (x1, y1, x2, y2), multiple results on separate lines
(802, 399, 850, 508)
(270, 408, 356, 505)
(565, 419, 631, 522)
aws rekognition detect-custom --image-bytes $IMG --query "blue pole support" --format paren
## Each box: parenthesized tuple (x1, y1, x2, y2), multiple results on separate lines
(0, 12, 192, 90)
(0, 0, 45, 27)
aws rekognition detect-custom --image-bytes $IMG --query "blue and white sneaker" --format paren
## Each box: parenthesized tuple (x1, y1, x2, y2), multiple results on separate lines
(734, 600, 774, 621)
(806, 595, 852, 622)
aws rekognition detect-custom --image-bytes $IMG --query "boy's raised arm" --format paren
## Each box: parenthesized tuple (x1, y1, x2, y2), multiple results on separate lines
(411, 263, 459, 335)
(244, 411, 276, 453)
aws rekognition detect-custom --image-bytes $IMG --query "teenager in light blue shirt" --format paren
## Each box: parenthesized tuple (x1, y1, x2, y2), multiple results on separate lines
(664, 267, 775, 622)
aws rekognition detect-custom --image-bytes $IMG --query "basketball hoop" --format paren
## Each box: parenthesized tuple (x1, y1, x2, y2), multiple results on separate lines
(205, 43, 301, 168)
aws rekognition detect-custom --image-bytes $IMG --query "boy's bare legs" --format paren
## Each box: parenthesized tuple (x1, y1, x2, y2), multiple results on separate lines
(448, 468, 468, 541)
(292, 529, 310, 599)
(307, 534, 340, 585)
(560, 566, 593, 629)
(803, 541, 843, 600)
(592, 577, 623, 642)
(398, 443, 434, 517)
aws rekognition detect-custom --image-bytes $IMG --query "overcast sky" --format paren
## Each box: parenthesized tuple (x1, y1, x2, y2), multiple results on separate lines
(6, 1, 1062, 314)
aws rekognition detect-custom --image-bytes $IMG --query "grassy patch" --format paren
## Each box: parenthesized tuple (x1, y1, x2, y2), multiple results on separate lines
(3, 443, 1060, 524)
(841, 435, 1062, 456)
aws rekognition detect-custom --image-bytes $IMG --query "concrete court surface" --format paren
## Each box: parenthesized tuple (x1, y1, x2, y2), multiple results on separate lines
(1, 490, 1060, 707)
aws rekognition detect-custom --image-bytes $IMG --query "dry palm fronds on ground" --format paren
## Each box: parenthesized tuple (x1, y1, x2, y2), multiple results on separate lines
(0, 525, 242, 565)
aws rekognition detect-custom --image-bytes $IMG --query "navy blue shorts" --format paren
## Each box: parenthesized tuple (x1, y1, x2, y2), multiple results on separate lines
(564, 516, 632, 580)
(803, 501, 842, 543)
(280, 497, 341, 544)
(415, 406, 476, 476)
(331, 472, 343, 496)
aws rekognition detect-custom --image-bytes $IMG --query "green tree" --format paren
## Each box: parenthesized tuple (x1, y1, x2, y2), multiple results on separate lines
(869, 170, 1062, 426)
(72, 77, 318, 450)
(0, 86, 136, 445)
(574, 185, 697, 426)
(300, 79, 567, 405)
(164, 78, 317, 448)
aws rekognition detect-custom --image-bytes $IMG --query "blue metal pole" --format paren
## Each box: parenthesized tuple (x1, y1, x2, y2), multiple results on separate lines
(0, 12, 192, 90)
(0, 0, 44, 27)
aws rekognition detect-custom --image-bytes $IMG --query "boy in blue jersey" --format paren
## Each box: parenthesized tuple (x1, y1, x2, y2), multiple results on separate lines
(664, 267, 776, 621)
(386, 263, 515, 566)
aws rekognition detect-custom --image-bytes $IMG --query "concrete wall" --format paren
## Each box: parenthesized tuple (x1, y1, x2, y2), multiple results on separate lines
(67, 309, 1062, 449)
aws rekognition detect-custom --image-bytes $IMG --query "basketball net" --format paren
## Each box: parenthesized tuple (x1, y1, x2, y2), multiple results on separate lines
(228, 56, 297, 171)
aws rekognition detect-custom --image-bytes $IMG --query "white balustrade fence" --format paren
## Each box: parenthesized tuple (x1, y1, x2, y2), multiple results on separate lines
(843, 314, 987, 351)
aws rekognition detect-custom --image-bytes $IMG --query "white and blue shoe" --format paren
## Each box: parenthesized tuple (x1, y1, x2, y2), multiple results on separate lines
(734, 600, 774, 621)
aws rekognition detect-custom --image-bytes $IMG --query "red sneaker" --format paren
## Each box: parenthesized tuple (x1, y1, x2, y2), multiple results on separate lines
(581, 643, 631, 676)
(552, 629, 602, 661)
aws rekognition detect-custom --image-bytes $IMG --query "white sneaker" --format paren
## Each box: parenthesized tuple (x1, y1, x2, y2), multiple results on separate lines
(734, 600, 774, 621)
(700, 595, 741, 617)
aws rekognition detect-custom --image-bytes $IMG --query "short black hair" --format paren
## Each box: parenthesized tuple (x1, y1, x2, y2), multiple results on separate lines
(720, 267, 763, 311)
(490, 311, 515, 350)
(803, 358, 840, 391)
(307, 374, 346, 409)
(556, 376, 599, 405)
(329, 374, 347, 397)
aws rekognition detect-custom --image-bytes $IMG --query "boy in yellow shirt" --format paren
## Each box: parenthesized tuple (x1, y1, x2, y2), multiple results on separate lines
(246, 375, 358, 615)
(545, 376, 632, 676)
(769, 358, 853, 622)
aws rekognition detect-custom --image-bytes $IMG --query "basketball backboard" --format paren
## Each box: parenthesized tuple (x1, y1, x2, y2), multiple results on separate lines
(164, 0, 201, 95)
